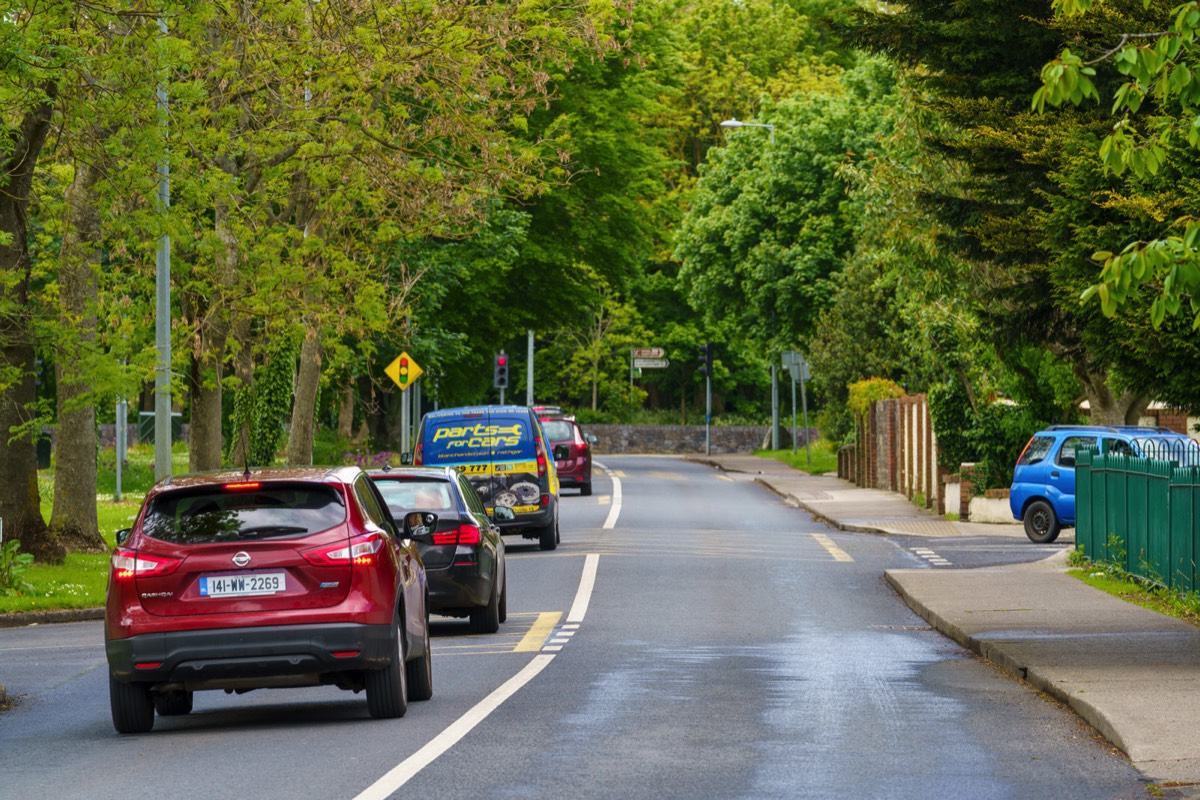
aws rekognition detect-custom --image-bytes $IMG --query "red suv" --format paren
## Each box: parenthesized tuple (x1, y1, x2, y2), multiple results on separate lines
(538, 415, 596, 495)
(105, 466, 433, 734)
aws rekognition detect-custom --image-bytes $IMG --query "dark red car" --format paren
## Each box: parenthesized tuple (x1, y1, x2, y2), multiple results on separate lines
(538, 415, 596, 495)
(104, 466, 433, 734)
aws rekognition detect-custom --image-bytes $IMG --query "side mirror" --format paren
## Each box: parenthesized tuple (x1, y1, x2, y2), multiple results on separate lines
(585, 433, 598, 446)
(491, 505, 516, 523)
(553, 444, 570, 461)
(403, 511, 437, 538)
(116, 528, 132, 546)
(400, 452, 413, 465)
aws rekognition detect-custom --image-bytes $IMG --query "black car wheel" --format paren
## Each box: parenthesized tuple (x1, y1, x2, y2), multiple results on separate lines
(1023, 500, 1061, 544)
(406, 616, 433, 702)
(153, 690, 193, 717)
(581, 481, 592, 496)
(470, 575, 502, 634)
(110, 675, 155, 734)
(365, 615, 409, 719)
(498, 570, 507, 624)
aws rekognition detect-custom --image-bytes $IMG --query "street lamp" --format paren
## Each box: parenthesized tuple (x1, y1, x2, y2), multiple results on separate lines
(719, 116, 780, 449)
(720, 117, 775, 144)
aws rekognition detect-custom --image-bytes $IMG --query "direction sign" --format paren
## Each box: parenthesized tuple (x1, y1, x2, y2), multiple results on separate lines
(782, 350, 807, 368)
(633, 347, 665, 359)
(634, 358, 669, 369)
(385, 351, 423, 391)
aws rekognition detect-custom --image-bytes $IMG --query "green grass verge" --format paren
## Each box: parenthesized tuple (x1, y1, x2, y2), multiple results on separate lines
(753, 438, 839, 475)
(1071, 565, 1200, 628)
(1, 497, 142, 614)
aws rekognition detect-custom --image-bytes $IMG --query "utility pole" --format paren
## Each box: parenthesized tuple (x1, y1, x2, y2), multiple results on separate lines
(771, 364, 779, 450)
(154, 16, 172, 482)
(526, 330, 534, 405)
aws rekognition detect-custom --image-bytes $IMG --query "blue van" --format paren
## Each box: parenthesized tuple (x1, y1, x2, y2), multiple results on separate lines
(1009, 425, 1199, 544)
(406, 406, 564, 550)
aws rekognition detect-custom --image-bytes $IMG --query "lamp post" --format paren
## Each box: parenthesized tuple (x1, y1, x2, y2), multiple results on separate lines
(720, 117, 775, 145)
(719, 117, 778, 448)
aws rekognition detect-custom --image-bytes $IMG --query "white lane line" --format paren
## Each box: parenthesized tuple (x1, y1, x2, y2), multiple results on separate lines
(354, 554, 601, 799)
(566, 553, 600, 624)
(911, 547, 952, 566)
(353, 654, 556, 800)
(600, 463, 622, 529)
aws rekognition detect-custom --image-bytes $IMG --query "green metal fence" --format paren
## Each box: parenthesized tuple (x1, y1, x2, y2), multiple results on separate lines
(1077, 450, 1198, 591)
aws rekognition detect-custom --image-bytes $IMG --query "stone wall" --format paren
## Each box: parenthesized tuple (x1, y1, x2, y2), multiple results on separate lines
(583, 424, 768, 455)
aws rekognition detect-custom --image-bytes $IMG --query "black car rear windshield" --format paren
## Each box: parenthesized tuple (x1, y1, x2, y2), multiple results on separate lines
(142, 483, 347, 545)
(374, 478, 456, 516)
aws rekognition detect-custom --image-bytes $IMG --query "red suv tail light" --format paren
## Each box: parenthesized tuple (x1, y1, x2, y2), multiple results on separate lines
(111, 548, 182, 581)
(431, 523, 481, 546)
(303, 533, 385, 567)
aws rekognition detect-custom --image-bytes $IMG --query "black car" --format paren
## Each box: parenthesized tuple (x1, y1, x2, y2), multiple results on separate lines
(369, 466, 509, 633)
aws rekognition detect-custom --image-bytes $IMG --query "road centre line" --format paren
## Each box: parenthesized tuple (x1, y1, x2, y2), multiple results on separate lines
(513, 612, 562, 653)
(353, 654, 556, 800)
(811, 533, 854, 562)
(600, 465, 622, 529)
(567, 553, 600, 623)
(354, 554, 601, 799)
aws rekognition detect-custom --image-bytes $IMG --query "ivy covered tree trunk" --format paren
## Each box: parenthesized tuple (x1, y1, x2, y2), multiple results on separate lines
(50, 157, 104, 553)
(337, 384, 354, 442)
(188, 203, 237, 472)
(0, 95, 64, 563)
(286, 323, 322, 466)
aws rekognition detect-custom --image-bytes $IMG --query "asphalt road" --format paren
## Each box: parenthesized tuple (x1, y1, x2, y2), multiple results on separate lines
(0, 456, 1154, 799)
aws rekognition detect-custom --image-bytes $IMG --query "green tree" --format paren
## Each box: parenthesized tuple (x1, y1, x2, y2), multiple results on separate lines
(1036, 0, 1200, 330)
(674, 58, 900, 358)
(848, 0, 1187, 424)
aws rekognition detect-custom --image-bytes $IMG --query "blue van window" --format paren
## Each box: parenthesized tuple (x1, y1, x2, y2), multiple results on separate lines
(1018, 436, 1054, 466)
(1057, 436, 1096, 468)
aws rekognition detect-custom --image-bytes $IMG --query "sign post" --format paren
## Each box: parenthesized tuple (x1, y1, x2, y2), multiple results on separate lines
(386, 352, 423, 454)
(781, 351, 811, 465)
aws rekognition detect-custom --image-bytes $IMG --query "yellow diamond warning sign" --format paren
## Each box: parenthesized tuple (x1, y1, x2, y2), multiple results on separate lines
(385, 352, 423, 391)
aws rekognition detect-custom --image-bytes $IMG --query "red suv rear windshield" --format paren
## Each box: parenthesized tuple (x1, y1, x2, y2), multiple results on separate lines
(540, 419, 574, 442)
(142, 483, 347, 545)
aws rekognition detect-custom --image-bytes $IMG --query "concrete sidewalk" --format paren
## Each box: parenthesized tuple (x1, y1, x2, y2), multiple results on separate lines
(693, 453, 1200, 791)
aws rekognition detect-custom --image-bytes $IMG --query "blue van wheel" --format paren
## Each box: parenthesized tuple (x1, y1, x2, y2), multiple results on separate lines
(1023, 500, 1061, 544)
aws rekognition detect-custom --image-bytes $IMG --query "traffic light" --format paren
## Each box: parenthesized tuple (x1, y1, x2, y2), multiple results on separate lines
(494, 352, 509, 388)
(696, 342, 713, 377)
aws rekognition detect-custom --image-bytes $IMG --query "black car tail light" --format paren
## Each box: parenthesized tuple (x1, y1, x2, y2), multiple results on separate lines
(432, 523, 481, 546)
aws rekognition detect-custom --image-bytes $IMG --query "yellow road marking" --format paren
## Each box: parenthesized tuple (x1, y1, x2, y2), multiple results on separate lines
(812, 533, 854, 562)
(514, 611, 563, 652)
(598, 496, 611, 505)
(613, 470, 627, 478)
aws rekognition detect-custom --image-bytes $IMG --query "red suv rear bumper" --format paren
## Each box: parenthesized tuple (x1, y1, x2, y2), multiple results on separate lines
(106, 622, 395, 686)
